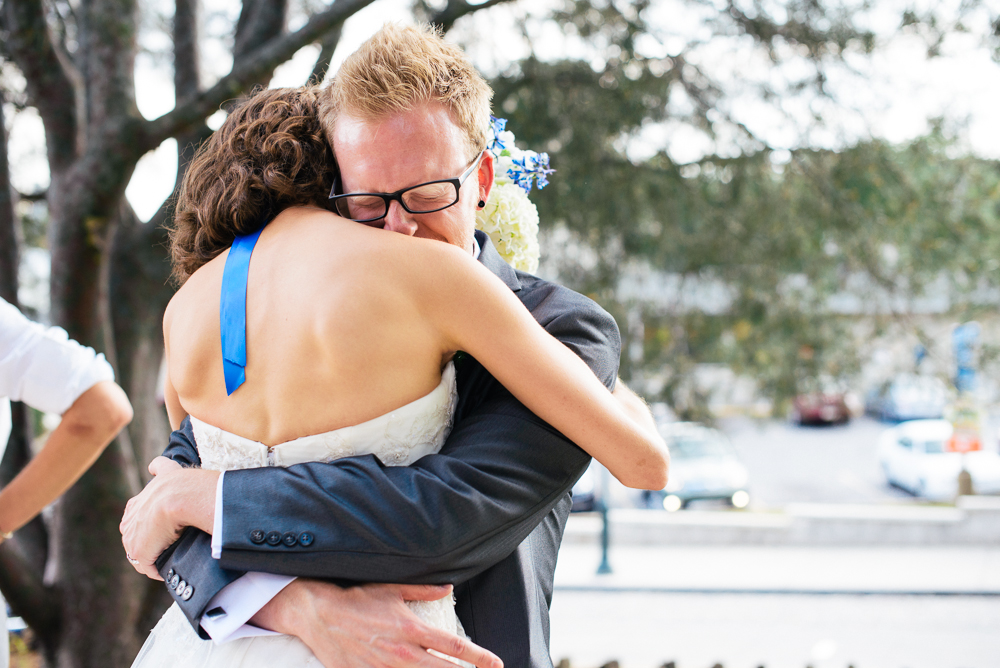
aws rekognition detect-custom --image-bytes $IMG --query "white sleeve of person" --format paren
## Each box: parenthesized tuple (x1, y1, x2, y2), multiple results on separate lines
(0, 297, 115, 414)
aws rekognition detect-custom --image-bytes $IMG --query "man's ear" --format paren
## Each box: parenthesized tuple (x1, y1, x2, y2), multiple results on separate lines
(478, 151, 495, 204)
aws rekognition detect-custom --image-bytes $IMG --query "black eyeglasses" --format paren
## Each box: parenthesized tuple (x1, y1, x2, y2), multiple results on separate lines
(329, 152, 484, 223)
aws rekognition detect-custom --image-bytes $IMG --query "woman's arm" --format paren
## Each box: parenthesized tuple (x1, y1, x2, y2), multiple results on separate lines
(163, 370, 185, 430)
(162, 300, 186, 431)
(0, 380, 132, 537)
(612, 379, 659, 436)
(421, 243, 668, 490)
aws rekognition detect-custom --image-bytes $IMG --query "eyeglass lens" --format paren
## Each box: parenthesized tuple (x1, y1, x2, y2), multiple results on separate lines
(334, 182, 460, 221)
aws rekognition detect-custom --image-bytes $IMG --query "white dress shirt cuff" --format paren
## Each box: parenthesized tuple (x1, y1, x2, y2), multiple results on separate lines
(199, 571, 296, 643)
(211, 471, 225, 559)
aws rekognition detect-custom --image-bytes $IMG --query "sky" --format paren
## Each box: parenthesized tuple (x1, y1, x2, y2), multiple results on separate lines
(4, 0, 1000, 222)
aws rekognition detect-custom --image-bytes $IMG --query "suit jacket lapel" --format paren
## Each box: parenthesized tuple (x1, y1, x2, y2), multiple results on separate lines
(475, 230, 521, 293)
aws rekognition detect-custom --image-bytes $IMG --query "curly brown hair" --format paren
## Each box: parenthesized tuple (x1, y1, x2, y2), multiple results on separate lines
(170, 86, 336, 283)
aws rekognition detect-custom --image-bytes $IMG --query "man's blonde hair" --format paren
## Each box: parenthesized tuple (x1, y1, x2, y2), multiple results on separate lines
(319, 23, 492, 159)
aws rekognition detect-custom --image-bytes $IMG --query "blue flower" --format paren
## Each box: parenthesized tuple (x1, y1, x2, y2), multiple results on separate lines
(488, 116, 509, 155)
(486, 116, 554, 193)
(532, 153, 555, 190)
(507, 152, 555, 193)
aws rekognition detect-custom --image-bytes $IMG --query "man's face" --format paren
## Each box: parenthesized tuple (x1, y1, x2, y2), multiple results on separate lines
(332, 102, 494, 252)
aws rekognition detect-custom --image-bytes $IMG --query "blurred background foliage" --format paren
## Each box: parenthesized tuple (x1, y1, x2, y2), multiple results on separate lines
(485, 0, 1000, 419)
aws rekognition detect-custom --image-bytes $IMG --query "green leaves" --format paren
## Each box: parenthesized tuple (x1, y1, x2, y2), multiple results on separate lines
(492, 38, 1000, 411)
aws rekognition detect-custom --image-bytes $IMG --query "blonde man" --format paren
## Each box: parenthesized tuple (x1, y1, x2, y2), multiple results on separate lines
(129, 24, 646, 668)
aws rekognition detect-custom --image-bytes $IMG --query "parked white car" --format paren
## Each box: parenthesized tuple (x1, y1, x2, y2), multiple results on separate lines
(877, 419, 1000, 499)
(650, 422, 750, 511)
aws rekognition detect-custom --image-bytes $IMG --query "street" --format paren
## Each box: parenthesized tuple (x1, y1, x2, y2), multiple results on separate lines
(550, 589, 1000, 668)
(719, 416, 914, 508)
(550, 416, 1000, 668)
(550, 543, 1000, 668)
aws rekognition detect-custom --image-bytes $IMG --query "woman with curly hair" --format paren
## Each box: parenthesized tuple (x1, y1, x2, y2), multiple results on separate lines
(126, 85, 667, 668)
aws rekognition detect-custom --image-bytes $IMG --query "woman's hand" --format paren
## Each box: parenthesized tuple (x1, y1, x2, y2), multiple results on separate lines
(120, 457, 219, 580)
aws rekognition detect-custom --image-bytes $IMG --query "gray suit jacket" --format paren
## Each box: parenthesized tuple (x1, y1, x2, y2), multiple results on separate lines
(157, 231, 621, 667)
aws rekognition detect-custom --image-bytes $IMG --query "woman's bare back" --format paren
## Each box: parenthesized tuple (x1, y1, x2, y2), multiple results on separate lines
(164, 207, 451, 445)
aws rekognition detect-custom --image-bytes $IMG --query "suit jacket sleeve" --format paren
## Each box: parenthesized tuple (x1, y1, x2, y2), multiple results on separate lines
(157, 418, 247, 635)
(162, 417, 202, 468)
(157, 291, 620, 629)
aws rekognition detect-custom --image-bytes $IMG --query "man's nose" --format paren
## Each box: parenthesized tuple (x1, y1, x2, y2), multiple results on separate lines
(383, 200, 418, 236)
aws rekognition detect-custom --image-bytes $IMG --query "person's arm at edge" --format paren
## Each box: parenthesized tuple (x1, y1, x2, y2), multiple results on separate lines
(0, 380, 132, 537)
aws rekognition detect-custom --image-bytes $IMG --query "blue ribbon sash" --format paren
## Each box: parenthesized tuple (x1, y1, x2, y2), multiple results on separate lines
(220, 226, 266, 395)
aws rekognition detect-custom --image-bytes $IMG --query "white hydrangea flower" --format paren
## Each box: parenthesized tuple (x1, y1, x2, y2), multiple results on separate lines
(496, 130, 516, 149)
(493, 154, 518, 186)
(476, 182, 540, 273)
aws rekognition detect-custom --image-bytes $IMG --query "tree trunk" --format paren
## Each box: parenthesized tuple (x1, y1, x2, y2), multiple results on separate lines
(42, 167, 150, 668)
(0, 88, 20, 306)
(37, 0, 151, 661)
(49, 444, 147, 667)
(108, 205, 174, 476)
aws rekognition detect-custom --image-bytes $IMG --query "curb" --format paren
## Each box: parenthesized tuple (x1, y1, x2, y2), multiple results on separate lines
(565, 496, 1000, 546)
(553, 585, 1000, 596)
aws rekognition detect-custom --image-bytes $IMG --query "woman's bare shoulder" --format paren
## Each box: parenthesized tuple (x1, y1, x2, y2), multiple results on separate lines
(163, 251, 227, 339)
(377, 230, 482, 278)
(281, 209, 477, 282)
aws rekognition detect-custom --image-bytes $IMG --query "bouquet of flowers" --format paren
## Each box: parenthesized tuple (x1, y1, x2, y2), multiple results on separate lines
(476, 117, 554, 273)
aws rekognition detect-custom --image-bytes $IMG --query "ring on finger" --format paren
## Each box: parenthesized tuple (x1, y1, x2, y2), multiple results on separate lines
(126, 553, 141, 566)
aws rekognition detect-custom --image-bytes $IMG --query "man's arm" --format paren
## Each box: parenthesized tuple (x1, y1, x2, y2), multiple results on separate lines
(220, 399, 591, 580)
(155, 293, 618, 627)
(161, 418, 202, 467)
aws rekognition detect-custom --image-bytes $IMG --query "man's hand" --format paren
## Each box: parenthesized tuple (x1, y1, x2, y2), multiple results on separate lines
(120, 457, 219, 580)
(253, 579, 503, 668)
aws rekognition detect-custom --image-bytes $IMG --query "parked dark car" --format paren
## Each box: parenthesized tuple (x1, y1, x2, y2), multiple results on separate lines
(791, 391, 851, 425)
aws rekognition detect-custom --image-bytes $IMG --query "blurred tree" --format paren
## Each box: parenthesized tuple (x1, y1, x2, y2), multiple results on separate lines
(632, 134, 1000, 415)
(0, 0, 508, 665)
(492, 0, 1000, 417)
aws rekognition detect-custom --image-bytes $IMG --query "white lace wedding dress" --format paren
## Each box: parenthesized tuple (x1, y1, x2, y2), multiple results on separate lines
(132, 363, 466, 667)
